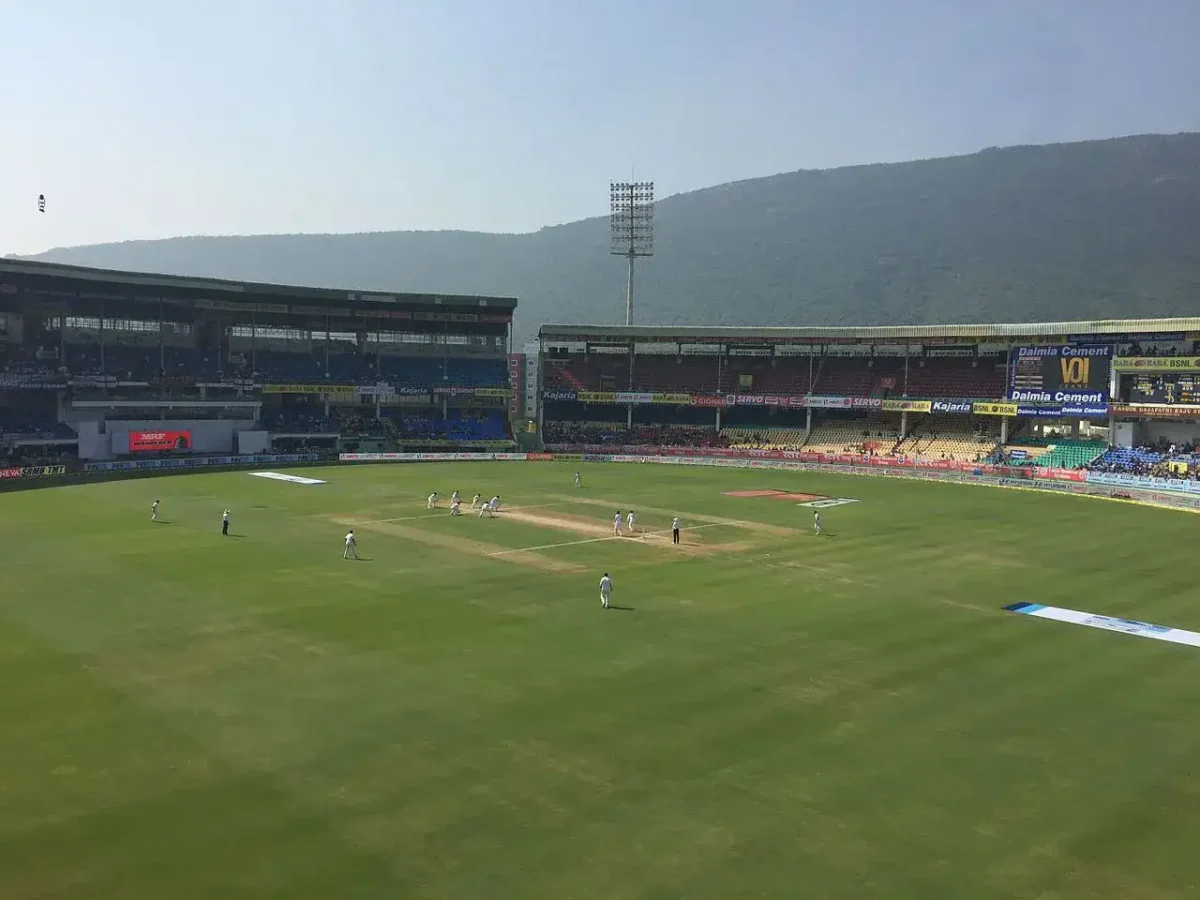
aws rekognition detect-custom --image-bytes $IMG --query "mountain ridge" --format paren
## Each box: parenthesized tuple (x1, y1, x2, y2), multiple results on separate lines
(20, 132, 1200, 342)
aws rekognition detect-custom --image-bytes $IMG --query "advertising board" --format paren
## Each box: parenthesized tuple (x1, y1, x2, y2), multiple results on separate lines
(129, 430, 193, 452)
(1008, 345, 1111, 405)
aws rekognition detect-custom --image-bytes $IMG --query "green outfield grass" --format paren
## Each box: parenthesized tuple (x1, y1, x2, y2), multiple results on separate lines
(2, 461, 1200, 899)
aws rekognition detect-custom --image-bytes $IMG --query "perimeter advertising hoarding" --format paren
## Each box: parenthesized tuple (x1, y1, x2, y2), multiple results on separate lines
(1113, 357, 1200, 373)
(129, 430, 193, 452)
(1008, 345, 1110, 405)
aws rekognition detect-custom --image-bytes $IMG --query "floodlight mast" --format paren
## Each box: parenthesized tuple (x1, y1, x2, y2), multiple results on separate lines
(609, 181, 654, 327)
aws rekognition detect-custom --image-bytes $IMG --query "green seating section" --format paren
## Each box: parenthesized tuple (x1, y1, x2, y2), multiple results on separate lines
(1032, 440, 1108, 469)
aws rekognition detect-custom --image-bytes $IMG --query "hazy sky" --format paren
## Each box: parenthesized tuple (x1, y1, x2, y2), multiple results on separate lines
(1, 0, 1197, 256)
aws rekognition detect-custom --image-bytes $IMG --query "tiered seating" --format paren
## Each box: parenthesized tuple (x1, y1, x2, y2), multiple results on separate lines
(895, 419, 999, 462)
(1089, 447, 1165, 475)
(377, 356, 507, 389)
(260, 408, 336, 433)
(253, 350, 369, 384)
(993, 444, 1053, 464)
(543, 421, 728, 448)
(803, 420, 900, 454)
(810, 359, 883, 397)
(1031, 440, 1108, 469)
(722, 428, 807, 450)
(333, 409, 389, 437)
(385, 410, 510, 442)
(901, 360, 1007, 398)
(0, 413, 76, 443)
(548, 354, 818, 396)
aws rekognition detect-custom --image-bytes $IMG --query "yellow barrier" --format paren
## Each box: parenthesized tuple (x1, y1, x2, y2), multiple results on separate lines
(972, 401, 1019, 416)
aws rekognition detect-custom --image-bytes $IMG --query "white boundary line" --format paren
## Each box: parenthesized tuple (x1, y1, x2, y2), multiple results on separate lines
(487, 522, 731, 556)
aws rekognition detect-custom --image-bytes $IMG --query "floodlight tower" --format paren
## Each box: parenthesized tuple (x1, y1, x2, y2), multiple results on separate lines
(609, 181, 654, 326)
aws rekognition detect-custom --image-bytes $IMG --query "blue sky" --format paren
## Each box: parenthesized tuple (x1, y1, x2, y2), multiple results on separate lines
(1, 0, 1197, 256)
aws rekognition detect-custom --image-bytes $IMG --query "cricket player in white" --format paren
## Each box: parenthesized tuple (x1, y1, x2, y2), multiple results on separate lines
(451, 491, 460, 506)
(813, 511, 821, 535)
(672, 516, 680, 545)
(221, 508, 230, 536)
(427, 492, 438, 509)
(151, 499, 159, 521)
(472, 493, 481, 509)
(599, 572, 613, 608)
(450, 498, 462, 516)
(490, 495, 501, 513)
(344, 529, 358, 559)
(574, 472, 581, 488)
(626, 510, 637, 535)
(613, 512, 623, 536)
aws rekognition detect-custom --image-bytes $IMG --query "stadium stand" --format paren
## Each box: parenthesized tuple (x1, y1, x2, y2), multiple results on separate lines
(1028, 440, 1108, 470)
(0, 259, 518, 463)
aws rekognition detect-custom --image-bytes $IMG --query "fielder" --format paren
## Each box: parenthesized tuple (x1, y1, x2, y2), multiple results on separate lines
(479, 495, 500, 517)
(450, 498, 462, 516)
(151, 499, 160, 522)
(574, 472, 581, 488)
(427, 492, 438, 509)
(626, 510, 637, 535)
(451, 490, 460, 506)
(344, 529, 359, 559)
(813, 511, 821, 536)
(613, 511, 623, 536)
(599, 572, 613, 609)
(472, 493, 482, 509)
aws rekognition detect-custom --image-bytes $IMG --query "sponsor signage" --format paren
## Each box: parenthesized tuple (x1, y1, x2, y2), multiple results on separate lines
(1113, 357, 1200, 373)
(380, 392, 432, 405)
(18, 464, 67, 477)
(1110, 404, 1200, 419)
(1087, 471, 1200, 495)
(84, 453, 319, 473)
(129, 430, 193, 452)
(690, 394, 727, 408)
(574, 391, 693, 405)
(1017, 404, 1064, 419)
(972, 401, 1019, 416)
(881, 399, 932, 413)
(248, 471, 327, 485)
(263, 384, 359, 394)
(1009, 344, 1111, 405)
(0, 373, 68, 389)
(543, 389, 578, 402)
(431, 386, 476, 396)
(806, 395, 856, 409)
(1005, 602, 1200, 650)
(577, 391, 617, 403)
(0, 467, 23, 479)
(1060, 403, 1110, 418)
(930, 399, 974, 414)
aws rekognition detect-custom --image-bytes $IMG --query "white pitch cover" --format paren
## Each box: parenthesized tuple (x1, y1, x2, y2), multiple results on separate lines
(1005, 602, 1200, 649)
(248, 471, 327, 485)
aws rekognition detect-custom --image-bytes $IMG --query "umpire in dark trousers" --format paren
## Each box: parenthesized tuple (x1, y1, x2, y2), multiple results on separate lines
(222, 508, 230, 535)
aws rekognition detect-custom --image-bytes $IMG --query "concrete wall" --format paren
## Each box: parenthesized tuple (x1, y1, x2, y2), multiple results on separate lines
(106, 420, 240, 456)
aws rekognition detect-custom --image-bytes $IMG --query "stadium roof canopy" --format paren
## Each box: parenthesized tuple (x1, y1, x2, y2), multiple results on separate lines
(539, 319, 1200, 343)
(0, 259, 518, 311)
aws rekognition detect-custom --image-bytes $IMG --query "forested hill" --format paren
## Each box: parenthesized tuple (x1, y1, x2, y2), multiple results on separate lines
(21, 133, 1200, 341)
